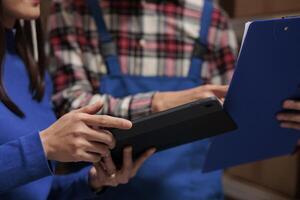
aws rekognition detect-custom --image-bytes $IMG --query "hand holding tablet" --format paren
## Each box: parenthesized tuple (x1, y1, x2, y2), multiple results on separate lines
(110, 97, 237, 164)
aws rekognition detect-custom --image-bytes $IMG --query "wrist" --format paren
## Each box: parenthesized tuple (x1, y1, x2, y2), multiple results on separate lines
(152, 90, 194, 112)
(40, 130, 54, 160)
(152, 92, 164, 113)
(186, 87, 201, 101)
(88, 167, 104, 191)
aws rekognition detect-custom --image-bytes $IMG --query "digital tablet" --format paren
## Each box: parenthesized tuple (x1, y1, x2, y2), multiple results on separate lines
(111, 96, 237, 162)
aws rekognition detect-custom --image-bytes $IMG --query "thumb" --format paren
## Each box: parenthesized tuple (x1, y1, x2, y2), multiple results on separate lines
(76, 101, 104, 114)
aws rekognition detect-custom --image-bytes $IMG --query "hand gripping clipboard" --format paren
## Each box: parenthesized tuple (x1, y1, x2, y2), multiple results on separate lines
(203, 17, 300, 172)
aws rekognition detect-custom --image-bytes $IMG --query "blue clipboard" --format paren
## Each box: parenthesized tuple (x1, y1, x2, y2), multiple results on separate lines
(203, 17, 300, 172)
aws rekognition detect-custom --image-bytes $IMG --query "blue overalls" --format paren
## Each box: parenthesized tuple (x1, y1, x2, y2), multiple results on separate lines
(87, 0, 222, 199)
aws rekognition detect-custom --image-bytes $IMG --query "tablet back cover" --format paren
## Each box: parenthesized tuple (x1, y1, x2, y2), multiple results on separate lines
(203, 17, 300, 172)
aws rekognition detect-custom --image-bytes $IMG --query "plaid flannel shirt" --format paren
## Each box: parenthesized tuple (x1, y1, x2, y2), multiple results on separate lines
(48, 0, 238, 119)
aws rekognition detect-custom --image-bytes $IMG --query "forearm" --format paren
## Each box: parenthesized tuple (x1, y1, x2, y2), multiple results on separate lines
(53, 84, 155, 120)
(0, 132, 52, 194)
(152, 89, 197, 113)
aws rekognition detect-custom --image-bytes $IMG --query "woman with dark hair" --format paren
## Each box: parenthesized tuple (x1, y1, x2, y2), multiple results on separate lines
(0, 0, 154, 199)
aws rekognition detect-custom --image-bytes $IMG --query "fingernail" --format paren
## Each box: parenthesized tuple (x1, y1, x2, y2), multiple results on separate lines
(123, 120, 132, 129)
(283, 100, 293, 108)
(127, 121, 133, 128)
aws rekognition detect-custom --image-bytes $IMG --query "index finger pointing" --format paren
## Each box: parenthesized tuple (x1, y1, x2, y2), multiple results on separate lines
(81, 114, 132, 130)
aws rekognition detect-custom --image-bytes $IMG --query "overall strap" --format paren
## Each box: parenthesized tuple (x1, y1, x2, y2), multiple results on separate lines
(188, 0, 214, 80)
(86, 0, 121, 75)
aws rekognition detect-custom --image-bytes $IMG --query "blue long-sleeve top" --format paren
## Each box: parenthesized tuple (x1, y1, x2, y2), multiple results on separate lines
(0, 30, 98, 200)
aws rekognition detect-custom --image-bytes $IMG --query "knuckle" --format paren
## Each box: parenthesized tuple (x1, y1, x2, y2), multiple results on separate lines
(74, 113, 83, 121)
(73, 150, 83, 161)
(75, 113, 84, 120)
(96, 144, 108, 156)
(74, 126, 88, 137)
(101, 147, 110, 157)
(72, 139, 84, 150)
(70, 113, 83, 122)
(72, 130, 82, 138)
(100, 115, 109, 124)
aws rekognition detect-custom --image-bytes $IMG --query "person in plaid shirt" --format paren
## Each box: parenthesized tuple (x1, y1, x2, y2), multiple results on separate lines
(48, 0, 238, 199)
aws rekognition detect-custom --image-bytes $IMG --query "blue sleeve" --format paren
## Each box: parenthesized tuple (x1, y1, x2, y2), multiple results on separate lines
(0, 132, 53, 194)
(48, 166, 99, 200)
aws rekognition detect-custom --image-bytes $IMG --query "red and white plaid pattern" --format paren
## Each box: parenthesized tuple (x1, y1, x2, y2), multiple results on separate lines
(48, 0, 237, 119)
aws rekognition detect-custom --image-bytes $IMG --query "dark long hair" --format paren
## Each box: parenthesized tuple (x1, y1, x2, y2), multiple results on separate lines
(0, 2, 46, 118)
